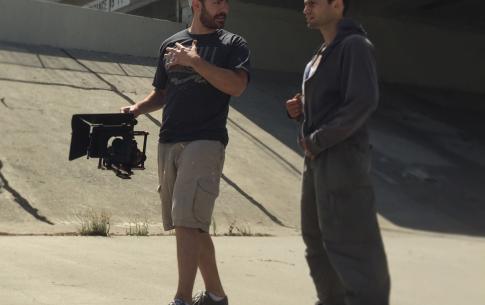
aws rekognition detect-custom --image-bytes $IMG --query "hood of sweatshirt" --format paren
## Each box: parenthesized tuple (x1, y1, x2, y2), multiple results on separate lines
(303, 18, 367, 82)
(330, 18, 367, 47)
(300, 18, 379, 156)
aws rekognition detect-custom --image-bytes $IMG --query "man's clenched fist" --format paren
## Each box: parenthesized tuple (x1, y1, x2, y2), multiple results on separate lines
(286, 93, 303, 119)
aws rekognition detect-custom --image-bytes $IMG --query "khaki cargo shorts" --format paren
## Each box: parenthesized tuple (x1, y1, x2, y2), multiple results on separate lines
(157, 140, 225, 232)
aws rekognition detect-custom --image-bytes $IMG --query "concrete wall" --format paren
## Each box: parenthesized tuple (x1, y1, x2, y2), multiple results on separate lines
(0, 0, 320, 73)
(226, 1, 321, 73)
(360, 15, 485, 94)
(128, 1, 177, 22)
(1, 0, 483, 93)
(0, 0, 184, 58)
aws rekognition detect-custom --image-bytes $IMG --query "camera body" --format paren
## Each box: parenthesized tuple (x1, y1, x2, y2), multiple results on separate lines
(69, 113, 149, 178)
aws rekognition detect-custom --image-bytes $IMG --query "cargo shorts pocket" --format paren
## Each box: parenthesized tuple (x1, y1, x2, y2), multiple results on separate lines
(192, 177, 219, 225)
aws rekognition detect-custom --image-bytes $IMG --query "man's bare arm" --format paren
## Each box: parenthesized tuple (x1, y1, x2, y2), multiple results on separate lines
(120, 89, 166, 117)
(166, 41, 248, 97)
(193, 59, 248, 97)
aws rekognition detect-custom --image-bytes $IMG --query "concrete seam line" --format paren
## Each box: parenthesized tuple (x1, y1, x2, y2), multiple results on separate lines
(227, 118, 302, 177)
(0, 60, 153, 79)
(60, 48, 162, 127)
(221, 174, 290, 228)
(0, 77, 111, 91)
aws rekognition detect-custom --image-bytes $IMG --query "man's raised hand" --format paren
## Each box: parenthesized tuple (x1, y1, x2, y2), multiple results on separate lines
(286, 93, 303, 119)
(165, 40, 199, 69)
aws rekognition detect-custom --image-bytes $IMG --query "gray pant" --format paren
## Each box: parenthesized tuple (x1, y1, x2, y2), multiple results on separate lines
(301, 138, 390, 305)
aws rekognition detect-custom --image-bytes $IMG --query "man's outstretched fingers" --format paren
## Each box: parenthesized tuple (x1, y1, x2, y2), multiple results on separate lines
(175, 42, 187, 50)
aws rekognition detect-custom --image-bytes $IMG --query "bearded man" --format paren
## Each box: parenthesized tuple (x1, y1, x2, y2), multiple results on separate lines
(121, 1, 250, 304)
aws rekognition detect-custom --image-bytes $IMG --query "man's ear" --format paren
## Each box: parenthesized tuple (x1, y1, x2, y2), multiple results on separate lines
(192, 0, 201, 13)
(336, 0, 344, 12)
(330, 0, 339, 10)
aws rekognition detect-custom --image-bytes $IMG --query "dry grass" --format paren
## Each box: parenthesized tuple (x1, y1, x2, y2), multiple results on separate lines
(76, 209, 111, 237)
(126, 217, 149, 236)
(223, 221, 271, 237)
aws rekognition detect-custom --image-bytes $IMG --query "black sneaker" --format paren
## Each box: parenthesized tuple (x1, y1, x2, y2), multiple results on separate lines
(192, 291, 228, 305)
(168, 299, 188, 305)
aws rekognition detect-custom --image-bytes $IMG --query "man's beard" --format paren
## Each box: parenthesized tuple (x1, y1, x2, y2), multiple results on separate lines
(200, 4, 226, 29)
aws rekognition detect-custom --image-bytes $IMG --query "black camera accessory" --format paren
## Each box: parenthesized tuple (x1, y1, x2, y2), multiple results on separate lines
(68, 113, 149, 179)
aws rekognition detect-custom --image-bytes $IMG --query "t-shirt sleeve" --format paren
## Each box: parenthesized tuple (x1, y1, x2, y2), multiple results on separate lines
(152, 44, 168, 90)
(227, 36, 251, 79)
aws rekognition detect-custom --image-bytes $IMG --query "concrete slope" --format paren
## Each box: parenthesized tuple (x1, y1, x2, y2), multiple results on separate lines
(0, 41, 300, 236)
(1, 40, 485, 239)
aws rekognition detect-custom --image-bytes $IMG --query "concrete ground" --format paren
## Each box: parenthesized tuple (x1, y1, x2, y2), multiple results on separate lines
(1, 233, 484, 305)
(1, 40, 485, 305)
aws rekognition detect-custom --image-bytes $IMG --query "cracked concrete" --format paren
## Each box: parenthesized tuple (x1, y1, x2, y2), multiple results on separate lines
(0, 96, 10, 109)
(0, 160, 53, 225)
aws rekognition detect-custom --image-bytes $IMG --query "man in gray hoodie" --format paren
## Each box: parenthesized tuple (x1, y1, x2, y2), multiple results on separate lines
(286, 1, 390, 304)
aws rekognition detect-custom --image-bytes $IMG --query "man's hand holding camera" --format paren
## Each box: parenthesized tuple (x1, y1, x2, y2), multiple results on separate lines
(120, 104, 141, 117)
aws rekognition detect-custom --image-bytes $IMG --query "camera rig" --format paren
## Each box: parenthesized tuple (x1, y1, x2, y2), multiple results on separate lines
(68, 113, 149, 179)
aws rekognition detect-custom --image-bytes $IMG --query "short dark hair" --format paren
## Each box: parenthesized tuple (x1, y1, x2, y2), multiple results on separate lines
(190, 0, 206, 13)
(328, 0, 350, 16)
(343, 0, 350, 16)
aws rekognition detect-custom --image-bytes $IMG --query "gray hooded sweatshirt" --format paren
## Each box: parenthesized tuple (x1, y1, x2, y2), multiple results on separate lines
(301, 18, 378, 157)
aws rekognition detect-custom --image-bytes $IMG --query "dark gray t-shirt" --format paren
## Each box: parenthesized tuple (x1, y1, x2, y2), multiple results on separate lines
(152, 29, 250, 145)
